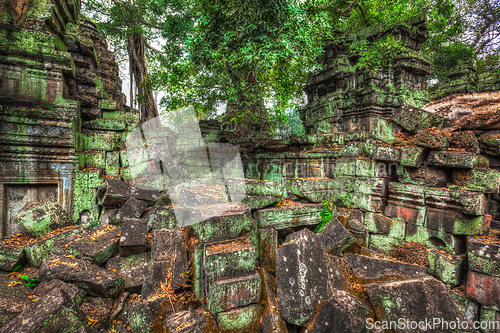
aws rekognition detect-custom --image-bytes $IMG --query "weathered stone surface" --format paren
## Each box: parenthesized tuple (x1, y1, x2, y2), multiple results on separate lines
(65, 225, 121, 265)
(324, 254, 351, 293)
(38, 256, 124, 298)
(427, 250, 464, 286)
(413, 127, 449, 150)
(106, 252, 151, 293)
(479, 306, 500, 333)
(144, 205, 177, 231)
(164, 308, 218, 333)
(366, 277, 474, 333)
(151, 229, 188, 290)
(364, 213, 405, 239)
(120, 218, 147, 257)
(277, 229, 327, 326)
(425, 188, 487, 216)
(216, 303, 262, 333)
(99, 179, 160, 207)
(308, 289, 371, 333)
(208, 271, 261, 314)
(0, 244, 26, 271)
(256, 203, 323, 230)
(372, 144, 400, 162)
(368, 234, 403, 255)
(345, 253, 428, 283)
(405, 224, 466, 255)
(467, 270, 500, 310)
(468, 236, 500, 277)
(24, 225, 84, 267)
(79, 297, 113, 329)
(427, 150, 478, 168)
(426, 207, 489, 236)
(13, 199, 74, 237)
(188, 238, 205, 299)
(34, 279, 86, 305)
(385, 201, 426, 226)
(205, 236, 256, 283)
(398, 164, 447, 187)
(0, 275, 31, 328)
(191, 203, 253, 243)
(391, 105, 449, 132)
(455, 168, 500, 193)
(450, 131, 480, 153)
(259, 228, 277, 273)
(116, 296, 169, 333)
(260, 270, 288, 333)
(447, 289, 479, 324)
(400, 146, 426, 167)
(0, 288, 85, 333)
(317, 218, 356, 255)
(110, 197, 147, 225)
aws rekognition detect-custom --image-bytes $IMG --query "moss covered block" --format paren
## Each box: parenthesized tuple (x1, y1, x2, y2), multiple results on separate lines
(255, 203, 323, 230)
(427, 150, 477, 168)
(367, 234, 403, 255)
(400, 146, 426, 167)
(105, 151, 119, 176)
(355, 159, 378, 177)
(370, 118, 399, 144)
(208, 271, 261, 314)
(0, 244, 26, 271)
(85, 151, 105, 169)
(216, 303, 262, 333)
(334, 158, 357, 177)
(391, 105, 449, 132)
(81, 130, 122, 151)
(405, 224, 465, 255)
(426, 207, 490, 236)
(468, 236, 500, 277)
(372, 144, 400, 162)
(427, 249, 464, 286)
(461, 169, 500, 193)
(364, 213, 405, 239)
(425, 188, 486, 216)
(89, 118, 126, 131)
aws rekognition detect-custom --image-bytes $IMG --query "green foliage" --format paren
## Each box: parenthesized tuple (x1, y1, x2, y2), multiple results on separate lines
(314, 200, 334, 233)
(12, 265, 22, 272)
(21, 274, 38, 288)
(342, 182, 354, 207)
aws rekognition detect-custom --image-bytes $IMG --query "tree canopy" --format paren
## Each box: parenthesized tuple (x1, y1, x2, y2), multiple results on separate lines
(83, 0, 500, 128)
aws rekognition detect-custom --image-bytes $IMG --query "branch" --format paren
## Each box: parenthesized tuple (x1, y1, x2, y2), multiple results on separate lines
(140, 19, 163, 30)
(145, 39, 165, 54)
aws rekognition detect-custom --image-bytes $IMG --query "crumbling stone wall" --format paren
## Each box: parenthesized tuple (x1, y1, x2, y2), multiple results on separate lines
(301, 14, 431, 134)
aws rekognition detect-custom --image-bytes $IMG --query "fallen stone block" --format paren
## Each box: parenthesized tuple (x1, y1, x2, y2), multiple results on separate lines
(308, 289, 371, 333)
(98, 179, 160, 207)
(164, 308, 217, 333)
(260, 270, 288, 333)
(143, 205, 178, 231)
(467, 270, 500, 310)
(325, 254, 351, 294)
(425, 188, 487, 216)
(405, 224, 466, 255)
(349, 192, 387, 212)
(0, 244, 26, 271)
(413, 127, 449, 150)
(255, 203, 323, 230)
(106, 252, 151, 293)
(151, 229, 188, 290)
(99, 208, 119, 225)
(364, 213, 406, 239)
(468, 236, 500, 277)
(65, 225, 121, 266)
(191, 203, 253, 243)
(345, 253, 428, 283)
(447, 288, 479, 324)
(277, 229, 327, 326)
(259, 228, 278, 273)
(208, 271, 261, 314)
(317, 218, 356, 255)
(456, 168, 500, 193)
(188, 238, 205, 299)
(427, 250, 464, 286)
(0, 275, 31, 328)
(24, 225, 84, 267)
(400, 146, 426, 167)
(13, 199, 75, 237)
(398, 164, 447, 187)
(38, 256, 124, 298)
(119, 218, 147, 257)
(368, 234, 403, 255)
(115, 296, 169, 333)
(110, 197, 147, 225)
(0, 288, 85, 333)
(427, 150, 478, 168)
(216, 303, 262, 333)
(426, 207, 489, 236)
(33, 279, 86, 305)
(79, 297, 113, 329)
(366, 277, 474, 333)
(391, 105, 449, 132)
(450, 131, 480, 154)
(205, 236, 256, 283)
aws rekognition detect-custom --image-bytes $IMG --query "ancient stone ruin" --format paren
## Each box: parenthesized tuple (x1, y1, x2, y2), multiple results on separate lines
(0, 1, 500, 332)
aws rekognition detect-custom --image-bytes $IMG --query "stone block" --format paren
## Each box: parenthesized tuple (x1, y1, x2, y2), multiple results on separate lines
(400, 146, 426, 167)
(13, 198, 75, 237)
(143, 205, 178, 231)
(427, 249, 464, 286)
(260, 270, 288, 333)
(259, 228, 278, 273)
(325, 254, 351, 293)
(85, 151, 105, 169)
(208, 271, 261, 314)
(450, 131, 479, 154)
(405, 224, 466, 255)
(164, 309, 217, 333)
(427, 150, 477, 168)
(334, 158, 357, 177)
(468, 236, 500, 277)
(191, 203, 253, 243)
(364, 213, 405, 239)
(385, 201, 427, 226)
(467, 270, 500, 311)
(308, 289, 371, 333)
(367, 234, 403, 255)
(0, 275, 31, 328)
(106, 252, 151, 293)
(33, 279, 86, 305)
(479, 306, 500, 333)
(98, 179, 160, 207)
(65, 225, 121, 265)
(205, 236, 256, 283)
(388, 182, 426, 205)
(391, 105, 449, 132)
(413, 127, 449, 150)
(110, 197, 147, 225)
(0, 288, 85, 333)
(425, 188, 487, 216)
(256, 203, 323, 230)
(366, 277, 473, 333)
(216, 303, 262, 333)
(458, 169, 500, 193)
(398, 164, 447, 187)
(426, 207, 490, 236)
(277, 229, 327, 326)
(447, 289, 479, 324)
(38, 256, 124, 298)
(372, 144, 400, 162)
(0, 244, 26, 271)
(119, 218, 147, 257)
(151, 229, 188, 290)
(317, 218, 356, 255)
